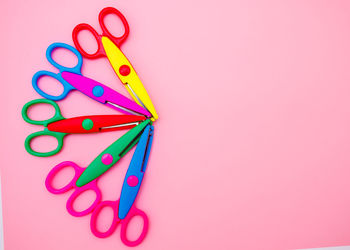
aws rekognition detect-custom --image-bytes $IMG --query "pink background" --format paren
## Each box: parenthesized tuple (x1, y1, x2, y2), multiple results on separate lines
(2, 0, 350, 249)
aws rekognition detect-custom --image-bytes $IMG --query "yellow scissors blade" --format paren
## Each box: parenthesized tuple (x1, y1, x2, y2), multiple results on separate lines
(101, 36, 158, 121)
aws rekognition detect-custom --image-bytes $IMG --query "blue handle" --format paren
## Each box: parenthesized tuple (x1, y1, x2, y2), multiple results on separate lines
(118, 125, 154, 219)
(46, 43, 83, 74)
(32, 43, 83, 101)
(32, 70, 75, 101)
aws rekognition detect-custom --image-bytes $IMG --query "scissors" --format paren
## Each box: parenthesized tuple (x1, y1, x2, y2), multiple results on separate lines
(72, 7, 159, 121)
(46, 125, 153, 246)
(90, 125, 153, 246)
(32, 42, 151, 117)
(76, 119, 151, 187)
(22, 99, 146, 157)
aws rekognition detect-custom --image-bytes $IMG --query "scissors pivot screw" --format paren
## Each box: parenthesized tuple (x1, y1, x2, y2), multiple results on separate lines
(82, 119, 94, 130)
(119, 65, 131, 76)
(101, 153, 114, 165)
(92, 86, 105, 97)
(127, 175, 139, 187)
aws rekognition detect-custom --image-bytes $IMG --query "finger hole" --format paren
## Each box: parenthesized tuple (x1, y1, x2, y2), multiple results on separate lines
(30, 135, 59, 154)
(76, 29, 99, 55)
(51, 47, 79, 68)
(26, 102, 56, 122)
(124, 215, 146, 242)
(72, 189, 97, 213)
(94, 205, 116, 233)
(49, 164, 76, 191)
(103, 13, 125, 38)
(37, 75, 64, 97)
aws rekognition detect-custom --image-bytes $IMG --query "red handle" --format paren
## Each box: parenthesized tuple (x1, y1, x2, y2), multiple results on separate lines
(98, 7, 130, 48)
(72, 23, 105, 59)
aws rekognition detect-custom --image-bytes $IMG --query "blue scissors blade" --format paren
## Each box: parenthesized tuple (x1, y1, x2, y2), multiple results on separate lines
(118, 125, 154, 220)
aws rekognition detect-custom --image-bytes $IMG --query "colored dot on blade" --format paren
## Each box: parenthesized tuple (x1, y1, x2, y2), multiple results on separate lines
(82, 119, 94, 130)
(92, 86, 104, 97)
(127, 175, 139, 187)
(119, 65, 131, 76)
(101, 153, 113, 165)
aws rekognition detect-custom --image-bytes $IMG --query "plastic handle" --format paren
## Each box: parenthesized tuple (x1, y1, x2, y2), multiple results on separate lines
(120, 206, 149, 247)
(90, 200, 120, 238)
(46, 43, 83, 74)
(66, 181, 102, 217)
(98, 7, 130, 48)
(46, 161, 83, 194)
(72, 23, 105, 59)
(24, 130, 65, 157)
(90, 200, 148, 246)
(22, 99, 64, 126)
(32, 70, 75, 101)
(45, 161, 102, 217)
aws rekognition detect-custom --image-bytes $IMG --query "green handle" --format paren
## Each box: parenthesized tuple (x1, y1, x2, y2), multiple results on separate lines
(22, 99, 64, 126)
(24, 130, 66, 157)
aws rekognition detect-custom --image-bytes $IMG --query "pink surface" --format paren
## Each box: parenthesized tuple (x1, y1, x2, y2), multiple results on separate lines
(1, 0, 350, 249)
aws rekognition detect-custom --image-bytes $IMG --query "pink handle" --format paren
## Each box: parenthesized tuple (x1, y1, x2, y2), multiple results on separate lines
(90, 200, 120, 238)
(45, 161, 102, 217)
(45, 161, 82, 194)
(90, 199, 148, 247)
(120, 206, 149, 247)
(66, 181, 102, 217)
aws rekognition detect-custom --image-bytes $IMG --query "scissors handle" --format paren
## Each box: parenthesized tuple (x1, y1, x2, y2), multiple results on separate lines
(45, 161, 102, 216)
(46, 43, 83, 74)
(72, 7, 129, 59)
(22, 99, 64, 126)
(32, 70, 75, 101)
(32, 43, 82, 101)
(24, 130, 65, 157)
(99, 7, 129, 47)
(90, 200, 148, 246)
(120, 206, 149, 247)
(90, 200, 119, 238)
(72, 23, 105, 59)
(46, 161, 83, 194)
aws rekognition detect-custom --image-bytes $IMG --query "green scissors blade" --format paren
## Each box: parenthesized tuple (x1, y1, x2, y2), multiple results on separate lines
(76, 119, 151, 187)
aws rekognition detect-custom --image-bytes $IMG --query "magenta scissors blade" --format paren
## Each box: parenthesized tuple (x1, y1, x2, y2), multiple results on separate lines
(61, 72, 151, 117)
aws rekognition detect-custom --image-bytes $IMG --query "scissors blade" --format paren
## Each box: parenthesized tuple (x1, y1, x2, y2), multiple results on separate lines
(47, 115, 146, 133)
(61, 72, 151, 117)
(101, 36, 159, 121)
(118, 125, 154, 219)
(75, 119, 151, 187)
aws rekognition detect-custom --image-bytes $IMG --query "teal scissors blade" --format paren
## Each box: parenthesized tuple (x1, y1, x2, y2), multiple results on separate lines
(75, 119, 151, 187)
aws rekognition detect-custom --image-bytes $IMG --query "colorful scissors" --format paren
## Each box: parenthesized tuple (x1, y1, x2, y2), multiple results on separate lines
(72, 7, 159, 121)
(22, 99, 146, 157)
(32, 42, 151, 117)
(119, 124, 154, 219)
(46, 124, 153, 246)
(76, 119, 151, 187)
(90, 125, 153, 246)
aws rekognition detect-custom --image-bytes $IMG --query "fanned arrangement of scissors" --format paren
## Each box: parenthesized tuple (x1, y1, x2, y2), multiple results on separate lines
(22, 7, 158, 247)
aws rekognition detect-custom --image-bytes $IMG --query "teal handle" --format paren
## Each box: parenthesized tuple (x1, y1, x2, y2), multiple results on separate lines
(24, 130, 66, 157)
(22, 99, 64, 126)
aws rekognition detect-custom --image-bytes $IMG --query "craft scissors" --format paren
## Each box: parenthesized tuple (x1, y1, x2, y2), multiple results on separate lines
(22, 99, 146, 157)
(32, 42, 151, 117)
(45, 124, 153, 246)
(90, 125, 153, 246)
(72, 7, 159, 121)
